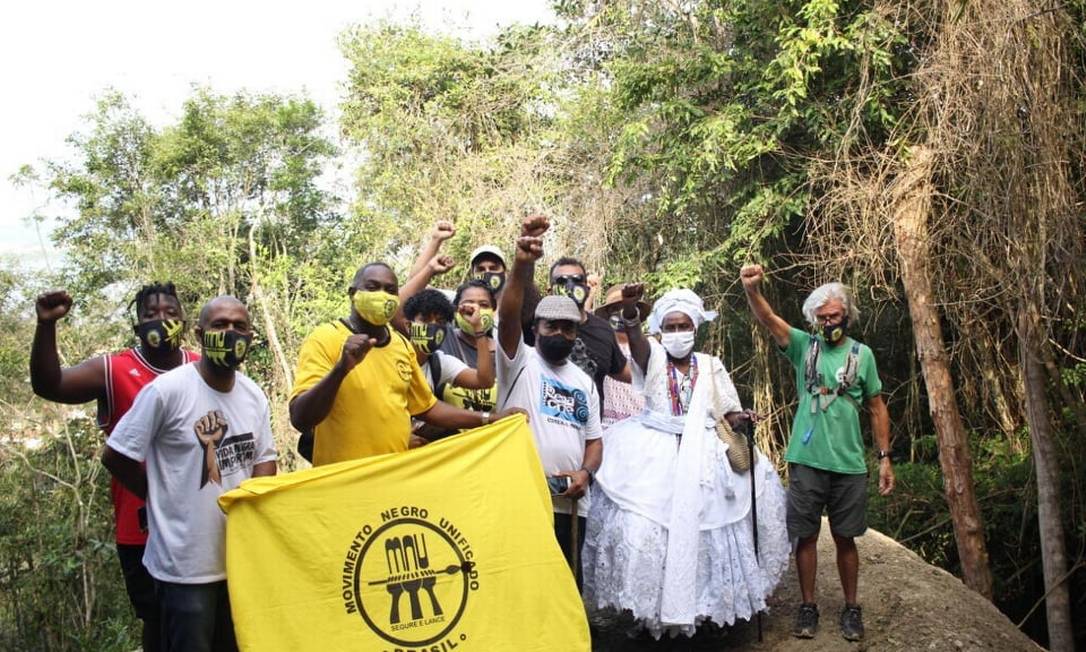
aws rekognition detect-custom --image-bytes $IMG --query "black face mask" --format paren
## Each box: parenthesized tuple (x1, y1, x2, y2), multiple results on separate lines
(135, 319, 185, 352)
(551, 281, 589, 309)
(409, 321, 446, 355)
(821, 318, 849, 345)
(608, 313, 623, 332)
(537, 334, 576, 363)
(476, 271, 506, 294)
(201, 330, 253, 369)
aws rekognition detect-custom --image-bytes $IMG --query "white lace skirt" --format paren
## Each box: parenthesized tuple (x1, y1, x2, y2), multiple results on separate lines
(583, 468, 791, 639)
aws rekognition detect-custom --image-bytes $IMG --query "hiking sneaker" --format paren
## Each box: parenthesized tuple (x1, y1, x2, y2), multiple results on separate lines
(793, 602, 819, 638)
(840, 604, 864, 642)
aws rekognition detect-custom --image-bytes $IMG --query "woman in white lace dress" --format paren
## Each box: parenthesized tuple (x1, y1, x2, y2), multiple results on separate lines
(582, 286, 790, 639)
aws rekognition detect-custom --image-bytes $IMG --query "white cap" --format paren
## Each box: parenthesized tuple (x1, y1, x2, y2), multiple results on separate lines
(469, 245, 506, 267)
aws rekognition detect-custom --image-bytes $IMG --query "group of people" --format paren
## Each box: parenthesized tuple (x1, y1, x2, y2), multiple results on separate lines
(30, 215, 895, 651)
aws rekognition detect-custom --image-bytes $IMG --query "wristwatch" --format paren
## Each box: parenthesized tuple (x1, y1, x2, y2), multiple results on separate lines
(876, 449, 891, 461)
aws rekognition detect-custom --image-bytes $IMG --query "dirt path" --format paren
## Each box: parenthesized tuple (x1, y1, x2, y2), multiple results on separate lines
(589, 521, 1041, 651)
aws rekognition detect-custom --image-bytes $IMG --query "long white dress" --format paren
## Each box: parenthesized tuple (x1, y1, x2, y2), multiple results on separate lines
(582, 339, 790, 639)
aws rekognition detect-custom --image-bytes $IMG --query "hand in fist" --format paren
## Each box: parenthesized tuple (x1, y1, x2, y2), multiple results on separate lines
(516, 236, 545, 262)
(458, 302, 483, 333)
(621, 282, 645, 304)
(740, 264, 765, 290)
(338, 334, 375, 373)
(35, 290, 74, 323)
(428, 254, 456, 276)
(520, 215, 550, 238)
(431, 220, 456, 242)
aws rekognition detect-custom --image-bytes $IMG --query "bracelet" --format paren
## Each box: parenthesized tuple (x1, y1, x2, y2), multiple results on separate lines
(481, 411, 491, 426)
(876, 449, 891, 460)
(579, 466, 596, 486)
(620, 314, 641, 328)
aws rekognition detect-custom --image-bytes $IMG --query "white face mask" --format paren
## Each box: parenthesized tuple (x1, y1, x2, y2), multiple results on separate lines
(661, 331, 695, 358)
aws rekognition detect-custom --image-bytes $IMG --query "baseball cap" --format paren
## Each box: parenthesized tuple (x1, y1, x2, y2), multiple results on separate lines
(469, 245, 506, 267)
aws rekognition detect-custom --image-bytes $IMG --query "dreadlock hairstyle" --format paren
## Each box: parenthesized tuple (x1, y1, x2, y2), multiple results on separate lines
(129, 282, 180, 319)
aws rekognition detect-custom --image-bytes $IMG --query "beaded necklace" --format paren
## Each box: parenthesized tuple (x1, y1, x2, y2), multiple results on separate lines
(666, 355, 698, 416)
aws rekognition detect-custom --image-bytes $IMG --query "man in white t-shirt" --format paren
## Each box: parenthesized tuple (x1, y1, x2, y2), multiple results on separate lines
(497, 215, 603, 584)
(102, 296, 277, 652)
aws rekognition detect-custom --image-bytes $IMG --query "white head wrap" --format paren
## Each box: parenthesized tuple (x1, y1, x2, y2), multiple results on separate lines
(647, 288, 718, 334)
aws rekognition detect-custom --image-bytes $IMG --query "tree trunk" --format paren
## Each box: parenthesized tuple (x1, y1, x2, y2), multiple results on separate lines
(891, 146, 994, 598)
(1017, 303, 1074, 652)
(248, 227, 294, 393)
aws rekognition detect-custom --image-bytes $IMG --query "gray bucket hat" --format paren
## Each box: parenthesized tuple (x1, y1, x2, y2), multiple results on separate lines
(534, 295, 581, 323)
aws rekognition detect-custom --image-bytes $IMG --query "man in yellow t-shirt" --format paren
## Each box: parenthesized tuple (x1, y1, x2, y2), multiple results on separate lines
(290, 262, 521, 465)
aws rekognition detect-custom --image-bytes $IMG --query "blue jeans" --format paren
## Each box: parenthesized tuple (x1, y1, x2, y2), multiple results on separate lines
(156, 580, 238, 652)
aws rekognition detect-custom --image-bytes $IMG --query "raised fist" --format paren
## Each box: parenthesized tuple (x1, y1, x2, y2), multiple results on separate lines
(458, 302, 483, 332)
(35, 290, 73, 323)
(431, 220, 456, 242)
(621, 282, 645, 304)
(520, 215, 550, 238)
(338, 334, 375, 372)
(740, 264, 765, 290)
(194, 410, 229, 442)
(516, 236, 545, 262)
(428, 254, 456, 275)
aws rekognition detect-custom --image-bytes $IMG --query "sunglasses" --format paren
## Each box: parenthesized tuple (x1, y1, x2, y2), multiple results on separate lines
(553, 274, 586, 285)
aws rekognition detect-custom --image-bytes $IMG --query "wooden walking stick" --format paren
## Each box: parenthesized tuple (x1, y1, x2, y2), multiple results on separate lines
(741, 417, 763, 642)
(569, 496, 580, 578)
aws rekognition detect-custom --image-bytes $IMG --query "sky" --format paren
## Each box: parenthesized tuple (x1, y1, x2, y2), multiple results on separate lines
(0, 0, 553, 267)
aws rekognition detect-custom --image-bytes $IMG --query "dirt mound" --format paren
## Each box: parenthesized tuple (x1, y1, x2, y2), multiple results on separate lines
(589, 519, 1040, 651)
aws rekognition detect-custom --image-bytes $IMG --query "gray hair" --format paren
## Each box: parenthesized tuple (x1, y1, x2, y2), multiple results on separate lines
(802, 282, 860, 328)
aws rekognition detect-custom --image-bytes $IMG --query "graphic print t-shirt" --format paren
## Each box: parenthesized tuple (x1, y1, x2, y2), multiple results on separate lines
(107, 364, 277, 583)
(497, 337, 602, 517)
(567, 313, 627, 416)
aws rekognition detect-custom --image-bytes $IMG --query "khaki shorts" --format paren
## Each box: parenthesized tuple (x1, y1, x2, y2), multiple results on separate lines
(786, 463, 868, 541)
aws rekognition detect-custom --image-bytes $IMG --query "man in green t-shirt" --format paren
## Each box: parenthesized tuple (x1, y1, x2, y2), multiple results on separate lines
(741, 264, 895, 643)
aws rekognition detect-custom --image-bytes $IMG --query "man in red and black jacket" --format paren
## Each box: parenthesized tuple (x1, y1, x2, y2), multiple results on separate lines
(31, 282, 199, 652)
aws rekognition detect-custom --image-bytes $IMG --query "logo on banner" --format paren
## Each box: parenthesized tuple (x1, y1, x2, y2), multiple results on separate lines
(342, 506, 480, 647)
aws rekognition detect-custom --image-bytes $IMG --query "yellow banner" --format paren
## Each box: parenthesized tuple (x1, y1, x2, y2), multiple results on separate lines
(218, 415, 589, 651)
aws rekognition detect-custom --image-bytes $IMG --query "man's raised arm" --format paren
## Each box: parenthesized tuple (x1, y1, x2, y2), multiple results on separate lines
(740, 264, 792, 348)
(499, 216, 548, 359)
(30, 289, 106, 404)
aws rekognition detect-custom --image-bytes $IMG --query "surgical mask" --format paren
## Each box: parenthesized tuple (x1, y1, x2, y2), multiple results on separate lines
(551, 280, 589, 309)
(201, 329, 253, 369)
(409, 322, 445, 355)
(352, 290, 399, 326)
(475, 271, 506, 294)
(454, 307, 496, 335)
(661, 331, 695, 359)
(821, 318, 849, 345)
(135, 319, 185, 352)
(537, 334, 576, 363)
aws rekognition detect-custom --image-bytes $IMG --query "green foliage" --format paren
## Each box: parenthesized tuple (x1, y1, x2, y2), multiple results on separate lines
(0, 420, 137, 651)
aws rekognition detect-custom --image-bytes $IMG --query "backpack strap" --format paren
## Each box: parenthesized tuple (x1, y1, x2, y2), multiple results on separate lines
(804, 335, 822, 394)
(427, 351, 443, 392)
(808, 339, 865, 414)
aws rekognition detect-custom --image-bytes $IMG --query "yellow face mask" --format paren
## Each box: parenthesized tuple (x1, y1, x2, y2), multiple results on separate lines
(454, 307, 495, 335)
(352, 290, 399, 326)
